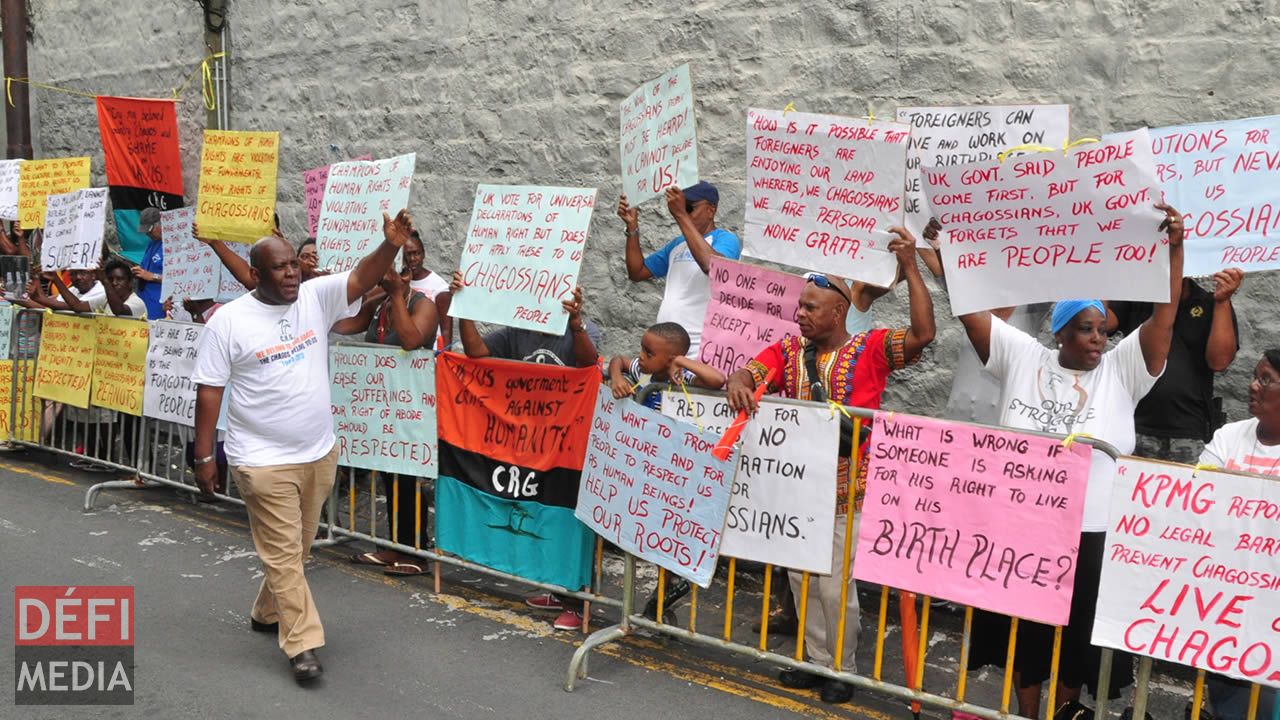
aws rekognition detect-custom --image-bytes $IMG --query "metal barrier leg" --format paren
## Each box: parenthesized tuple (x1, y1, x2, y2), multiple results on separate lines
(566, 554, 635, 691)
(85, 478, 189, 512)
(1095, 649, 1114, 718)
(1130, 656, 1152, 720)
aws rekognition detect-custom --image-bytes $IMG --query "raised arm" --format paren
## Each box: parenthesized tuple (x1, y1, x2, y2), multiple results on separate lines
(889, 227, 936, 363)
(450, 271, 490, 358)
(434, 291, 454, 349)
(619, 195, 652, 281)
(1206, 268, 1242, 372)
(957, 311, 995, 365)
(196, 224, 257, 290)
(380, 272, 437, 351)
(328, 289, 384, 336)
(665, 186, 719, 274)
(563, 287, 598, 368)
(42, 273, 91, 314)
(348, 210, 411, 305)
(917, 218, 945, 279)
(1138, 204, 1185, 377)
(672, 355, 726, 390)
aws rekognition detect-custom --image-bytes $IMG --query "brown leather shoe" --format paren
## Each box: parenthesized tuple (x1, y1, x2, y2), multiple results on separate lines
(290, 649, 323, 683)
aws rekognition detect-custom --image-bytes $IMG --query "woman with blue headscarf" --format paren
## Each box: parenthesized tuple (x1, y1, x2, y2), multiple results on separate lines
(955, 203, 1185, 719)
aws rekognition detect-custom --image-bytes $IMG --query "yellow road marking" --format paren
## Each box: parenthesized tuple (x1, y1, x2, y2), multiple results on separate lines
(0, 459, 77, 486)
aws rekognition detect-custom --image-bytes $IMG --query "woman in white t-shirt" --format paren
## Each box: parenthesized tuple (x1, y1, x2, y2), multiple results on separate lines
(954, 204, 1185, 718)
(1199, 351, 1280, 720)
(404, 231, 451, 349)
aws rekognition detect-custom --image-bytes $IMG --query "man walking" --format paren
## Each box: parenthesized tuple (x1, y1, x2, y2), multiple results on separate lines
(191, 210, 412, 683)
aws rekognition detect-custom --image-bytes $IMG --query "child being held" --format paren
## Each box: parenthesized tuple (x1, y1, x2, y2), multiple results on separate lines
(608, 322, 725, 408)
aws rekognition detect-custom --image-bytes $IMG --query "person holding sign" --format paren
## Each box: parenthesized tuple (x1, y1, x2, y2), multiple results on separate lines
(1109, 269, 1242, 464)
(404, 230, 451, 349)
(23, 262, 145, 317)
(1196, 350, 1280, 719)
(620, 181, 741, 357)
(190, 210, 413, 684)
(130, 207, 165, 319)
(725, 228, 935, 704)
(954, 204, 1184, 718)
(608, 321, 726, 406)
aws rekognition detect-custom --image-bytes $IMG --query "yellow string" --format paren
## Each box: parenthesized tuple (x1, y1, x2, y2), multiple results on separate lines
(866, 104, 876, 125)
(1192, 463, 1218, 476)
(997, 143, 1056, 164)
(674, 376, 703, 433)
(1060, 432, 1093, 449)
(782, 101, 796, 115)
(1063, 137, 1100, 154)
(827, 399, 851, 423)
(5, 51, 226, 109)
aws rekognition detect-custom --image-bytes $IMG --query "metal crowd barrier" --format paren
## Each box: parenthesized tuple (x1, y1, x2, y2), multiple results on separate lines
(565, 384, 1263, 720)
(5, 312, 1272, 718)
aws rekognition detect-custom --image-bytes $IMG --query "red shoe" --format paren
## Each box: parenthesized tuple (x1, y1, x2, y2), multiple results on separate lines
(525, 593, 564, 612)
(553, 610, 582, 631)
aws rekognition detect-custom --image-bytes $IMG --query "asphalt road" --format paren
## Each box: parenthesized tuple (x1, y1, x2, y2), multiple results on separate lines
(0, 451, 916, 720)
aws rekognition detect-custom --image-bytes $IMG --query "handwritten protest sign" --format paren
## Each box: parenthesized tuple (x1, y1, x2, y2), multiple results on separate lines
(897, 104, 1071, 246)
(91, 316, 148, 415)
(195, 130, 279, 243)
(700, 257, 803, 376)
(18, 157, 90, 229)
(142, 320, 204, 425)
(216, 241, 251, 303)
(0, 359, 37, 442)
(330, 345, 437, 476)
(450, 184, 596, 334)
(40, 188, 108, 271)
(1150, 116, 1280, 276)
(304, 154, 372, 238)
(316, 154, 416, 272)
(0, 304, 13, 360)
(0, 159, 22, 220)
(743, 108, 910, 286)
(924, 129, 1169, 315)
(95, 96, 184, 196)
(160, 207, 219, 302)
(661, 392, 838, 573)
(854, 412, 1091, 625)
(34, 314, 97, 409)
(619, 63, 698, 205)
(1093, 459, 1280, 687)
(576, 388, 735, 587)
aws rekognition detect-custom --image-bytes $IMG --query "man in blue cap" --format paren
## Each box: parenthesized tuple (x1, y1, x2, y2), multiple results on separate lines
(131, 206, 165, 319)
(618, 181, 741, 357)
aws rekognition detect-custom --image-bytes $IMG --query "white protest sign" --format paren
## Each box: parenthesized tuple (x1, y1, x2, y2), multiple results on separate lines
(216, 241, 250, 303)
(661, 392, 838, 574)
(1149, 116, 1280, 276)
(0, 303, 14, 361)
(897, 104, 1071, 246)
(0, 160, 22, 220)
(450, 184, 596, 334)
(142, 320, 204, 426)
(1093, 458, 1280, 688)
(743, 108, 909, 286)
(160, 207, 220, 302)
(619, 64, 698, 205)
(924, 129, 1169, 315)
(316, 153, 416, 273)
(576, 387, 735, 587)
(40, 187, 108, 271)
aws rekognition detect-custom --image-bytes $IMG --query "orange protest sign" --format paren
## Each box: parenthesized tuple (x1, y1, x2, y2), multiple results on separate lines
(91, 316, 148, 415)
(194, 130, 279, 243)
(18, 157, 90, 229)
(96, 96, 185, 197)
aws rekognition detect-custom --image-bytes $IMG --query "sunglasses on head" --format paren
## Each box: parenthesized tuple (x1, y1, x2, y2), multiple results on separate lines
(803, 272, 852, 305)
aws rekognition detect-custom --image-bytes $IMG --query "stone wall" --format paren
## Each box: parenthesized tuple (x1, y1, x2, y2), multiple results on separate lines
(18, 0, 1280, 420)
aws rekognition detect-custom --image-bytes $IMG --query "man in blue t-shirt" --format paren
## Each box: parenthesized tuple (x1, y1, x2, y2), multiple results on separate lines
(131, 207, 164, 319)
(618, 181, 741, 357)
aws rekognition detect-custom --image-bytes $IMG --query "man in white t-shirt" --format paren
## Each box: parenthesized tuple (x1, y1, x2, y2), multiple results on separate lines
(190, 210, 412, 684)
(619, 181, 741, 357)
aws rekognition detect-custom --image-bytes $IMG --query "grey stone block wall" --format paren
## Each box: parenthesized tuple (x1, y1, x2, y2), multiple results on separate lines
(17, 0, 1280, 422)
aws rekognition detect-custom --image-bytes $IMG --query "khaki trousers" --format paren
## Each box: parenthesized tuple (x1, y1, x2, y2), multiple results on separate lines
(233, 445, 338, 658)
(789, 514, 861, 671)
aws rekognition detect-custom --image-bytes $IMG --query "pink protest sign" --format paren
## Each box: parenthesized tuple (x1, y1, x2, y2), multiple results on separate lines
(303, 154, 372, 237)
(854, 412, 1091, 625)
(700, 257, 804, 376)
